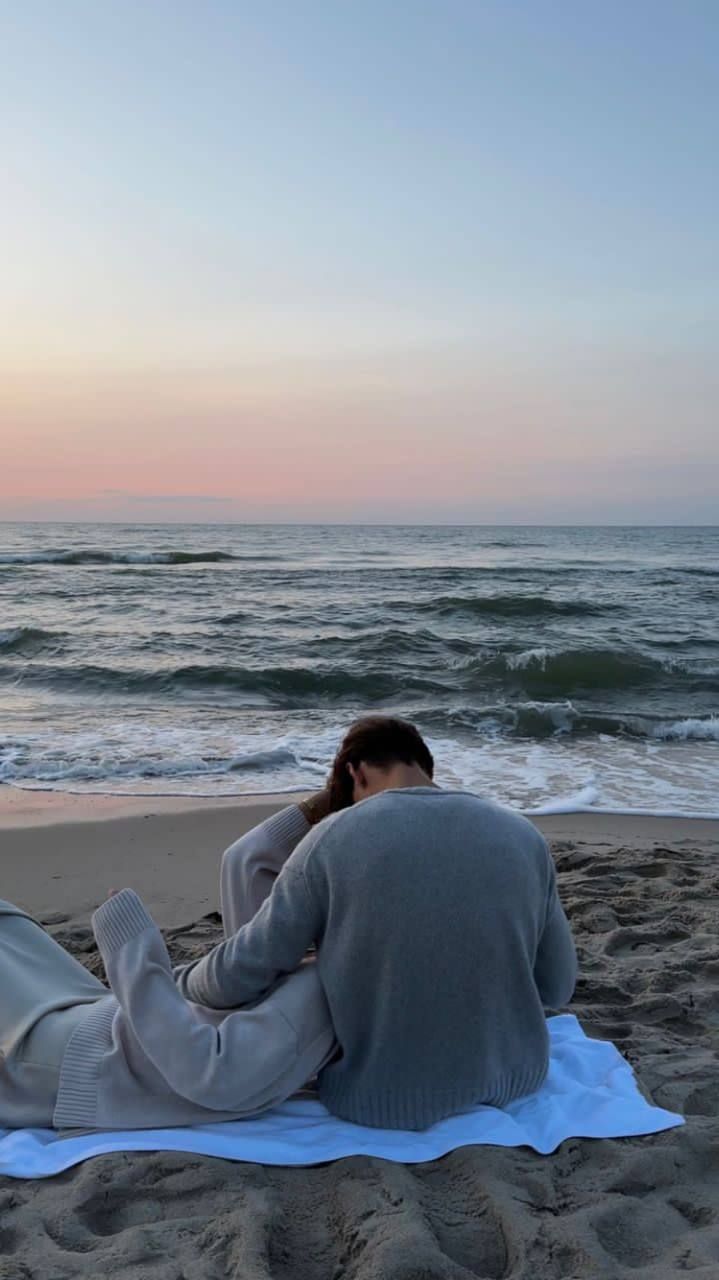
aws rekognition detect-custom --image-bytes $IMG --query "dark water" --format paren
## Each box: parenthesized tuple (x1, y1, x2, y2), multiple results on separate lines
(1, 523, 717, 813)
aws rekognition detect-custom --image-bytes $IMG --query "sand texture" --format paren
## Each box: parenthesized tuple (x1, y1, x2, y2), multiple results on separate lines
(0, 798, 717, 1278)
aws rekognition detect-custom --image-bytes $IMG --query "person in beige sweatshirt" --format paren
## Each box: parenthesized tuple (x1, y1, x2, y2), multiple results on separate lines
(0, 802, 333, 1130)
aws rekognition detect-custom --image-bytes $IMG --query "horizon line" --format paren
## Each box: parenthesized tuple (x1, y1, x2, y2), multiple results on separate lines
(0, 520, 717, 530)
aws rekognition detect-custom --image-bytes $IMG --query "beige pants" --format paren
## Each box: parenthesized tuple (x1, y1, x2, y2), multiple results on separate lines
(0, 832, 292, 1127)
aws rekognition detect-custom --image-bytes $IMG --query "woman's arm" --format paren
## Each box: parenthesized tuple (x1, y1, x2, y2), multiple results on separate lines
(220, 793, 331, 934)
(92, 889, 333, 1114)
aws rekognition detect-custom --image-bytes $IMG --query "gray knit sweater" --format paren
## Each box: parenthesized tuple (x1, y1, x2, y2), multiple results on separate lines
(178, 788, 577, 1130)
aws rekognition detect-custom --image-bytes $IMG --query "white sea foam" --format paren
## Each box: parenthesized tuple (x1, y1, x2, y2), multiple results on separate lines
(529, 784, 602, 814)
(506, 648, 550, 671)
(2, 720, 718, 818)
(511, 700, 579, 733)
(652, 716, 719, 742)
(0, 629, 26, 651)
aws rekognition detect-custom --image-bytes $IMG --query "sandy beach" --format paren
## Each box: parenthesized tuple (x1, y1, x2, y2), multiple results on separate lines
(1, 790, 718, 1278)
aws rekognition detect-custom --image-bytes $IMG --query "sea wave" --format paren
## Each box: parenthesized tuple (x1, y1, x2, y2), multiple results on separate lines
(0, 626, 61, 654)
(0, 549, 256, 566)
(3, 644, 717, 704)
(476, 646, 715, 693)
(2, 714, 717, 814)
(303, 628, 473, 660)
(0, 661, 449, 703)
(675, 566, 719, 578)
(216, 610, 252, 625)
(652, 715, 719, 742)
(479, 539, 544, 548)
(419, 702, 719, 741)
(429, 595, 603, 619)
(0, 744, 300, 785)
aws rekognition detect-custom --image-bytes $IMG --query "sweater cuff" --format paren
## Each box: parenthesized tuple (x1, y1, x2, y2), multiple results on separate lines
(262, 804, 311, 856)
(92, 888, 156, 954)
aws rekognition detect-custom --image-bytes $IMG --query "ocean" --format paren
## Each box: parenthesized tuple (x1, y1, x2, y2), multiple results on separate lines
(1, 523, 717, 816)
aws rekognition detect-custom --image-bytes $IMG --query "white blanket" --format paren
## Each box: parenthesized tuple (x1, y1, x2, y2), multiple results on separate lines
(0, 1016, 682, 1179)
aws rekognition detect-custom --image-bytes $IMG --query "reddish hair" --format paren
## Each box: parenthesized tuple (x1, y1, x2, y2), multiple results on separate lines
(329, 716, 434, 810)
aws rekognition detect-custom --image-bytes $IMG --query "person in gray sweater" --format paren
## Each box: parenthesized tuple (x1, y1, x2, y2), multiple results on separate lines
(1, 716, 576, 1133)
(0, 804, 333, 1130)
(177, 716, 578, 1131)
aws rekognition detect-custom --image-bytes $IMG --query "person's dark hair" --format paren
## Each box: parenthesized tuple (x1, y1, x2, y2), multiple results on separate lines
(328, 716, 434, 811)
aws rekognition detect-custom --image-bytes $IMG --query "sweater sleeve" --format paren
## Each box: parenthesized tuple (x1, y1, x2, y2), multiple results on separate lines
(220, 804, 311, 935)
(92, 890, 314, 1113)
(176, 835, 324, 1009)
(533, 845, 577, 1009)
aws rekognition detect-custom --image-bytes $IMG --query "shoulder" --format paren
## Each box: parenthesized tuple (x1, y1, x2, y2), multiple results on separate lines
(470, 794, 549, 852)
(293, 801, 382, 872)
(460, 792, 545, 835)
(422, 790, 550, 855)
(300, 789, 547, 853)
(288, 808, 346, 868)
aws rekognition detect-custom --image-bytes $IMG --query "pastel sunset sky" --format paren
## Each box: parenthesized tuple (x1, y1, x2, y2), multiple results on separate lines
(1, 1, 717, 523)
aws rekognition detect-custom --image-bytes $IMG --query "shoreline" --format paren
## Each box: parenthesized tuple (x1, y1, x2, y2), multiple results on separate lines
(3, 782, 719, 829)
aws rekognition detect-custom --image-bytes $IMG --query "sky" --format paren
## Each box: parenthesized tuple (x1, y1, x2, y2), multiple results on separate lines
(1, 0, 717, 524)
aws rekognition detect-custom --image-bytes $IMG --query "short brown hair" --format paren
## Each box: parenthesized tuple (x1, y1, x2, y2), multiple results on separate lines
(329, 716, 434, 811)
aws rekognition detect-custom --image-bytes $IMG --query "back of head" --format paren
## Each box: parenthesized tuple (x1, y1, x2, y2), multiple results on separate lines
(329, 715, 434, 811)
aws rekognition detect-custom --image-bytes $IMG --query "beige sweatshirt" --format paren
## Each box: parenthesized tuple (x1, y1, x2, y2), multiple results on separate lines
(49, 806, 333, 1129)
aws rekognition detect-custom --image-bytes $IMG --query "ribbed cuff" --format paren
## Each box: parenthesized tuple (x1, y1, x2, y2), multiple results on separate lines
(263, 805, 311, 856)
(92, 888, 155, 954)
(54, 995, 117, 1129)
